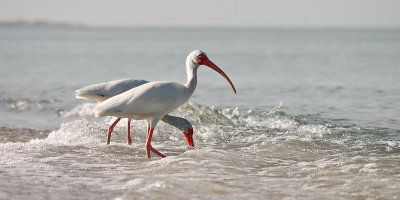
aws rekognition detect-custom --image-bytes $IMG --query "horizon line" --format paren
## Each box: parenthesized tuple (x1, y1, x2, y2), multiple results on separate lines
(1, 19, 400, 30)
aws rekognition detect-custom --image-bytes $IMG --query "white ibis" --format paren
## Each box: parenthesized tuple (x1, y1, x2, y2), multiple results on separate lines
(95, 50, 236, 158)
(76, 79, 194, 146)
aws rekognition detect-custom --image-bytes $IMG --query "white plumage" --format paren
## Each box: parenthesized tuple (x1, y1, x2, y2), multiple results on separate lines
(76, 79, 148, 102)
(92, 50, 236, 158)
(76, 79, 194, 146)
(95, 81, 189, 120)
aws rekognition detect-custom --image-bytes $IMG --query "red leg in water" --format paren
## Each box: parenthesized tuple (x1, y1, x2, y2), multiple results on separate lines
(107, 118, 121, 145)
(145, 125, 166, 158)
(126, 119, 132, 145)
(145, 125, 151, 158)
(150, 145, 166, 158)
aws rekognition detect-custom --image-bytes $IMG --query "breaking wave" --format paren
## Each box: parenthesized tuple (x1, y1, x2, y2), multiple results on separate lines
(50, 101, 337, 147)
(1, 101, 399, 200)
(13, 101, 398, 157)
(0, 97, 59, 111)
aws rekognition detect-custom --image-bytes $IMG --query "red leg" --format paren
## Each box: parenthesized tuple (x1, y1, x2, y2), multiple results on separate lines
(126, 119, 132, 145)
(145, 126, 166, 158)
(107, 118, 121, 145)
(150, 146, 166, 158)
(145, 125, 151, 158)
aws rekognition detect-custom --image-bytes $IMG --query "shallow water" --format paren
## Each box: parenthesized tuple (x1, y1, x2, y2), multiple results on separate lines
(1, 102, 400, 199)
(0, 26, 400, 199)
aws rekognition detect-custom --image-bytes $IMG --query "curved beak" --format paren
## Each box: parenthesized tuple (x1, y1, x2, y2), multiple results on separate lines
(202, 59, 237, 94)
(183, 127, 194, 147)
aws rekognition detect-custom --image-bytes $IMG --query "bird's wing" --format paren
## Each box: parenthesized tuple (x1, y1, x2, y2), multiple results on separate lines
(95, 81, 187, 119)
(76, 79, 149, 102)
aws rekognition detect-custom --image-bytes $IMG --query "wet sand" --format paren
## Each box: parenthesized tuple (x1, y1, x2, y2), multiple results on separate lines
(0, 127, 49, 143)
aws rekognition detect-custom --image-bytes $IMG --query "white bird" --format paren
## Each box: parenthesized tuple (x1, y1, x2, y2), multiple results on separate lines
(95, 50, 236, 158)
(76, 79, 194, 146)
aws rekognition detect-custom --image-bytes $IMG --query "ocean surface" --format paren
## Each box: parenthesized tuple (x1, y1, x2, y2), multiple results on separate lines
(0, 25, 399, 199)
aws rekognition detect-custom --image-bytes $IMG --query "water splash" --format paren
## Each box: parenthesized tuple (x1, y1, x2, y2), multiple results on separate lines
(52, 102, 334, 147)
(30, 119, 104, 145)
(59, 103, 96, 117)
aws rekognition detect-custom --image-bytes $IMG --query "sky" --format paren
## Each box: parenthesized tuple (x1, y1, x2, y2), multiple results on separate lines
(1, 0, 400, 28)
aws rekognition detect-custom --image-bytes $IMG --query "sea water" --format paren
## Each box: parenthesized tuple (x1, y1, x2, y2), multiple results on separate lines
(0, 26, 399, 199)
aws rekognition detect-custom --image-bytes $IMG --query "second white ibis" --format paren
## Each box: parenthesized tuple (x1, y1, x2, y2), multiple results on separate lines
(95, 50, 236, 158)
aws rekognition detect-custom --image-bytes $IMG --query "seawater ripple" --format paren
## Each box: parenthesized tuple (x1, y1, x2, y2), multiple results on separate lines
(1, 101, 399, 200)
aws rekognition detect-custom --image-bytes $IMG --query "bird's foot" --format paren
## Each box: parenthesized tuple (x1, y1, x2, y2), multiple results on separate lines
(146, 145, 166, 158)
(127, 137, 132, 145)
(150, 146, 166, 158)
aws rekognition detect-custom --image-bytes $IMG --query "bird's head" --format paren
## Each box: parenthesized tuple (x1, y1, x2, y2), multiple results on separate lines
(187, 50, 237, 94)
(182, 127, 194, 147)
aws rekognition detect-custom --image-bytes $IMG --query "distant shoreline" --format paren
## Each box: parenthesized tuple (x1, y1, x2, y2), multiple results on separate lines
(0, 21, 399, 31)
(0, 20, 83, 27)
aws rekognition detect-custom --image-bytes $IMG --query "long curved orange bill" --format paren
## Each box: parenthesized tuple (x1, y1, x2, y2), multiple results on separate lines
(183, 127, 194, 147)
(203, 59, 237, 94)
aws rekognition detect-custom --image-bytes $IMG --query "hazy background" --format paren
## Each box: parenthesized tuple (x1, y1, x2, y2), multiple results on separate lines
(1, 0, 400, 28)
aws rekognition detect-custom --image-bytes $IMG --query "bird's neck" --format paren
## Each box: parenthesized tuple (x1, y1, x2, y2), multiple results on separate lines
(161, 115, 191, 133)
(184, 63, 198, 98)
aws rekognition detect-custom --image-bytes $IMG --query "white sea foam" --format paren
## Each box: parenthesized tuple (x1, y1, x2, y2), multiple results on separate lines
(59, 103, 97, 117)
(30, 119, 103, 145)
(1, 108, 399, 200)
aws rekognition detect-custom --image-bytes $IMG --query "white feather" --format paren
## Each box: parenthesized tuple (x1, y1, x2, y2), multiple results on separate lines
(95, 81, 189, 119)
(76, 79, 148, 102)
